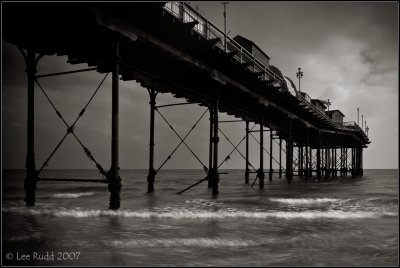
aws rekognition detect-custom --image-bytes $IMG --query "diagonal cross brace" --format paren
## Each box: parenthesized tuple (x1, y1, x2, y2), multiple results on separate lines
(249, 132, 286, 171)
(218, 126, 257, 172)
(156, 108, 209, 173)
(35, 74, 109, 178)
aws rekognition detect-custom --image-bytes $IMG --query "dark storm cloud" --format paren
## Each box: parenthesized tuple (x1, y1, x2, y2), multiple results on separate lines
(2, 2, 398, 170)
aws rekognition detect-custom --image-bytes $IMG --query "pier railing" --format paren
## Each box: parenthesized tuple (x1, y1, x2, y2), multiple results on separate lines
(163, 2, 283, 84)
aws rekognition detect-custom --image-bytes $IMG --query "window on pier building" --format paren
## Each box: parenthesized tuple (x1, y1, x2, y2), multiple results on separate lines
(326, 110, 345, 123)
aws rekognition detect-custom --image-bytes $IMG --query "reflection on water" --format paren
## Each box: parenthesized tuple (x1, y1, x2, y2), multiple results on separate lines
(2, 169, 398, 266)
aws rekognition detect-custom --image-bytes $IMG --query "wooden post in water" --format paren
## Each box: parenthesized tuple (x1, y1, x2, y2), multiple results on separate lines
(108, 40, 122, 210)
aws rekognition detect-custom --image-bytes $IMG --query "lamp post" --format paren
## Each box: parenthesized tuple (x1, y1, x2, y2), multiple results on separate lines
(326, 99, 331, 112)
(357, 108, 359, 126)
(296, 67, 303, 92)
(361, 115, 364, 130)
(221, 2, 229, 52)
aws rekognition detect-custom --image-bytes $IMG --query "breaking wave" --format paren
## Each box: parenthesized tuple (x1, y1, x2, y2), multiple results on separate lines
(52, 192, 95, 198)
(269, 198, 342, 205)
(108, 238, 259, 248)
(3, 206, 395, 219)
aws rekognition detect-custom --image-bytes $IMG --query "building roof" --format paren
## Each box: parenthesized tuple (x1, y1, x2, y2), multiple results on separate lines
(233, 35, 271, 60)
(325, 109, 345, 117)
(311, 99, 327, 109)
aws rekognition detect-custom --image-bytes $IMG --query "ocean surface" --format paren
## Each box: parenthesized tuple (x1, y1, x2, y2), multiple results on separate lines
(2, 169, 399, 266)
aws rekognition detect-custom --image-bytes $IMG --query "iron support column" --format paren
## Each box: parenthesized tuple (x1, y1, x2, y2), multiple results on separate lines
(279, 139, 282, 178)
(299, 145, 303, 178)
(208, 108, 214, 188)
(325, 141, 329, 179)
(211, 92, 220, 195)
(269, 129, 273, 181)
(317, 135, 321, 179)
(286, 121, 293, 182)
(259, 118, 265, 188)
(147, 89, 157, 193)
(360, 146, 363, 176)
(245, 121, 250, 184)
(344, 147, 349, 176)
(351, 138, 355, 177)
(24, 49, 37, 207)
(108, 41, 122, 210)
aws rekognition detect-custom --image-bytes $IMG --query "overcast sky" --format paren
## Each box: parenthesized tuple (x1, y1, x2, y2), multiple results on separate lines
(2, 1, 398, 171)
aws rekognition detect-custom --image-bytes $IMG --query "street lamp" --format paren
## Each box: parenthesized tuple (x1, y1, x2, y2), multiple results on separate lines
(362, 115, 364, 130)
(326, 99, 331, 112)
(357, 108, 359, 125)
(296, 67, 303, 92)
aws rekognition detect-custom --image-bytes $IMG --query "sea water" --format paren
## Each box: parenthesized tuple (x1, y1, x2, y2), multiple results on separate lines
(2, 169, 398, 266)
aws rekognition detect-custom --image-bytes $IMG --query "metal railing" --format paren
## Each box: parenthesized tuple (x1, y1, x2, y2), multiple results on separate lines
(163, 2, 368, 140)
(163, 2, 283, 84)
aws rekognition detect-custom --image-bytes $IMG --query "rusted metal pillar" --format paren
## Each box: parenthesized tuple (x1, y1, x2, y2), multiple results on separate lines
(245, 121, 250, 184)
(147, 89, 157, 193)
(211, 91, 220, 195)
(108, 41, 122, 210)
(208, 107, 214, 188)
(269, 129, 273, 181)
(24, 49, 37, 207)
(279, 139, 282, 178)
(259, 118, 265, 188)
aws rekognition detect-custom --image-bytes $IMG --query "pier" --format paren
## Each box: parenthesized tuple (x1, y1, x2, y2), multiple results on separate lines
(3, 2, 370, 210)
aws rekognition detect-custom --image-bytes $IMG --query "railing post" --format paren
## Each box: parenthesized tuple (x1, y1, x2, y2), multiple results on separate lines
(108, 40, 122, 210)
(24, 49, 37, 207)
(147, 89, 157, 193)
(245, 121, 249, 184)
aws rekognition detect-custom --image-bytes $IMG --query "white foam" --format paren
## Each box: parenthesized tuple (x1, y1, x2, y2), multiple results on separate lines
(52, 192, 95, 198)
(3, 207, 385, 219)
(269, 198, 341, 205)
(108, 238, 258, 248)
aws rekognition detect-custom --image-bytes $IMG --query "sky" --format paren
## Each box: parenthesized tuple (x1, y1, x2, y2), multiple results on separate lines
(2, 1, 398, 171)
